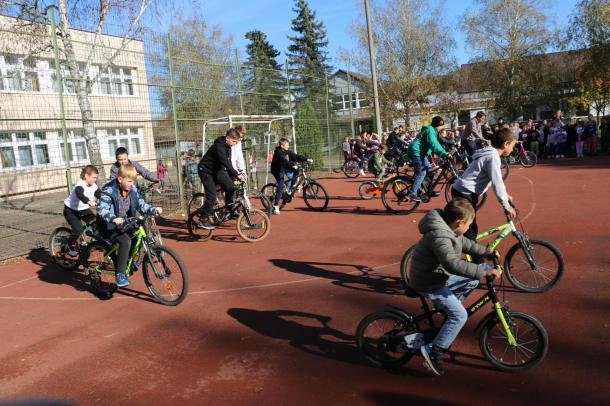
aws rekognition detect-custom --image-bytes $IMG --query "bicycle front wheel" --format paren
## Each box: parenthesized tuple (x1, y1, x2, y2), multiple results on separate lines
(303, 180, 329, 211)
(480, 311, 548, 372)
(356, 311, 416, 368)
(519, 151, 537, 168)
(504, 239, 564, 292)
(143, 245, 188, 306)
(236, 208, 271, 242)
(49, 227, 80, 271)
(381, 176, 419, 215)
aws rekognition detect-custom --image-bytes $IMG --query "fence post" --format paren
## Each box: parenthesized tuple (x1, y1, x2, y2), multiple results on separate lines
(285, 60, 295, 154)
(325, 73, 332, 172)
(347, 69, 355, 136)
(49, 7, 72, 192)
(167, 33, 184, 214)
(235, 49, 245, 116)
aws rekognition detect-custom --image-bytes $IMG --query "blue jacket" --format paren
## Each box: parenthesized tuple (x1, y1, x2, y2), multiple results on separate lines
(97, 179, 155, 234)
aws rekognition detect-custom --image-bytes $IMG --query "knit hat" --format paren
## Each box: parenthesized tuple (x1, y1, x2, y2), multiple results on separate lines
(431, 116, 444, 128)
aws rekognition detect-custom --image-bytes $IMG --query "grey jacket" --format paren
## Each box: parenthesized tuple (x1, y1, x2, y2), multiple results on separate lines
(109, 159, 158, 182)
(452, 146, 511, 210)
(409, 209, 488, 292)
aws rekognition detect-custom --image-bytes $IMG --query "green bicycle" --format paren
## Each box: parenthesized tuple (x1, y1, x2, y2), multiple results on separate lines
(357, 253, 549, 372)
(400, 204, 564, 293)
(84, 214, 188, 305)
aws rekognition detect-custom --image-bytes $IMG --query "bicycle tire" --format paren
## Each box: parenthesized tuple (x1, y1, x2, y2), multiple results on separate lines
(501, 157, 510, 179)
(504, 239, 564, 293)
(142, 245, 189, 306)
(49, 227, 80, 271)
(359, 181, 379, 200)
(381, 175, 419, 215)
(187, 192, 206, 218)
(444, 180, 488, 210)
(343, 159, 360, 178)
(260, 183, 286, 210)
(303, 180, 329, 211)
(83, 240, 118, 297)
(236, 208, 271, 242)
(186, 210, 214, 241)
(519, 151, 537, 168)
(479, 311, 548, 372)
(356, 311, 416, 368)
(399, 244, 418, 288)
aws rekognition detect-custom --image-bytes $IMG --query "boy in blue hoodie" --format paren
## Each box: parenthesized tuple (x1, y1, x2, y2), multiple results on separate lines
(97, 164, 162, 287)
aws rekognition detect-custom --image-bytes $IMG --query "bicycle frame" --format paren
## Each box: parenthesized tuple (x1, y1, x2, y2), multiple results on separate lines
(476, 220, 517, 251)
(94, 225, 147, 277)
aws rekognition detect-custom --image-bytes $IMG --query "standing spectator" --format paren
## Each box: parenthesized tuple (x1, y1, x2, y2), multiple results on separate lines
(542, 120, 550, 158)
(601, 117, 609, 153)
(354, 131, 370, 176)
(157, 160, 168, 190)
(547, 126, 558, 158)
(575, 120, 585, 158)
(584, 114, 597, 155)
(529, 125, 540, 157)
(556, 127, 568, 158)
(342, 135, 354, 166)
(462, 111, 487, 157)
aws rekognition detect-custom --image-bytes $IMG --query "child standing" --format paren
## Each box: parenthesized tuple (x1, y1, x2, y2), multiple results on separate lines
(556, 127, 567, 158)
(156, 160, 168, 189)
(409, 198, 501, 376)
(575, 121, 585, 158)
(63, 165, 101, 257)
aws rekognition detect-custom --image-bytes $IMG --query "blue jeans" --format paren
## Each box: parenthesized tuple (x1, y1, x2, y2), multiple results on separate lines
(409, 155, 431, 198)
(418, 275, 479, 350)
(273, 170, 295, 205)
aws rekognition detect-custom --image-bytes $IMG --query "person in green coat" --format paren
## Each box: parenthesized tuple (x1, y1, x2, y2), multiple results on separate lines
(406, 116, 448, 201)
(367, 144, 393, 180)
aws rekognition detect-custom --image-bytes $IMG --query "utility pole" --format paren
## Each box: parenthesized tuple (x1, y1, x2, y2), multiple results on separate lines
(364, 0, 382, 134)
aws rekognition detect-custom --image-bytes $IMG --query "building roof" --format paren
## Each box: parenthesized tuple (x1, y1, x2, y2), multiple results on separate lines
(331, 69, 370, 84)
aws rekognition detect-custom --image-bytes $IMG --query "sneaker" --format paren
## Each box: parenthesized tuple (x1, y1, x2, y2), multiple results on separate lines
(358, 169, 365, 176)
(66, 244, 78, 258)
(197, 218, 216, 230)
(273, 205, 280, 215)
(116, 272, 130, 288)
(430, 191, 440, 197)
(407, 195, 421, 202)
(131, 261, 138, 273)
(420, 344, 444, 376)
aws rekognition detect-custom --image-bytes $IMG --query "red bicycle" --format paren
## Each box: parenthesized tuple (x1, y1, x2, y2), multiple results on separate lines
(505, 141, 537, 168)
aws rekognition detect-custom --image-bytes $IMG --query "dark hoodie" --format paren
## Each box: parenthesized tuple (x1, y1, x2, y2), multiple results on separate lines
(409, 209, 487, 292)
(198, 136, 238, 178)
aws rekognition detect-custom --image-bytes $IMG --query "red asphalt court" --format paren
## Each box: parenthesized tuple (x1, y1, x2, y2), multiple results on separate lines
(0, 156, 609, 405)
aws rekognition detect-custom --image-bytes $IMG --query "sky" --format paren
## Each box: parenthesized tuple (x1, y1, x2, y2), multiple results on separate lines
(161, 0, 580, 71)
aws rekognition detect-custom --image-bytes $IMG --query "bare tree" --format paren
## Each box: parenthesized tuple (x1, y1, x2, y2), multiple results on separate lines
(0, 0, 157, 180)
(462, 0, 553, 120)
(348, 0, 456, 127)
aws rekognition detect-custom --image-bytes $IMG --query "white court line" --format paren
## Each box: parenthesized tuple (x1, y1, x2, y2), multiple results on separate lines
(0, 261, 401, 302)
(0, 275, 38, 290)
(513, 173, 536, 222)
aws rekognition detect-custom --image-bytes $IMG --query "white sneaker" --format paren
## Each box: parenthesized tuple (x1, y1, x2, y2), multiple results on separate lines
(273, 205, 280, 215)
(358, 170, 365, 176)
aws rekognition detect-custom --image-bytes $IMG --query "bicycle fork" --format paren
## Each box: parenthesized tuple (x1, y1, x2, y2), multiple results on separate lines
(493, 302, 517, 346)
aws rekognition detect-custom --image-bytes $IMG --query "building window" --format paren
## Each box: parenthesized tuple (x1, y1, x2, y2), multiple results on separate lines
(103, 127, 144, 158)
(35, 144, 50, 164)
(18, 145, 33, 166)
(97, 65, 136, 96)
(1, 146, 16, 168)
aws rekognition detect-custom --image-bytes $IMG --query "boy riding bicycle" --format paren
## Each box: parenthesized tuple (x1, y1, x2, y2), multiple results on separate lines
(409, 198, 501, 376)
(367, 144, 392, 181)
(97, 164, 163, 287)
(63, 165, 101, 257)
(109, 146, 158, 184)
(270, 137, 312, 215)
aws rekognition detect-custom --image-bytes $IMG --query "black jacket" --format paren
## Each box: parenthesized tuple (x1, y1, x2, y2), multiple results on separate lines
(198, 136, 238, 177)
(271, 147, 307, 174)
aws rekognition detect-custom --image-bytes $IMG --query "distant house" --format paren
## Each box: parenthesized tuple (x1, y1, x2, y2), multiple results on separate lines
(329, 70, 373, 134)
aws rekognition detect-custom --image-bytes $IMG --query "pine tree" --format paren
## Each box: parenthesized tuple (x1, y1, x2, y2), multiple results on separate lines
(286, 0, 330, 98)
(243, 30, 286, 114)
(295, 101, 324, 169)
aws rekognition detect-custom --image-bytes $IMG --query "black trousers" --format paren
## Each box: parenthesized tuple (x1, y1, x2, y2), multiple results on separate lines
(450, 187, 484, 264)
(63, 206, 95, 245)
(199, 170, 235, 217)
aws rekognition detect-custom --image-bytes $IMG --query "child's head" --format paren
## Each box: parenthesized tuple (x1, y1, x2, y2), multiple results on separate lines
(224, 128, 241, 146)
(431, 116, 444, 132)
(234, 125, 246, 140)
(158, 160, 163, 166)
(115, 147, 129, 166)
(443, 198, 475, 236)
(378, 144, 387, 154)
(80, 165, 99, 185)
(279, 137, 290, 150)
(492, 128, 517, 156)
(117, 164, 137, 192)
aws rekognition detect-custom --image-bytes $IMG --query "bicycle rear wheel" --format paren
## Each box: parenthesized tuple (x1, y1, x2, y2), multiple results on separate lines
(84, 241, 118, 297)
(519, 151, 537, 168)
(356, 311, 416, 368)
(143, 245, 188, 306)
(381, 176, 419, 215)
(236, 208, 271, 242)
(480, 311, 548, 372)
(343, 159, 360, 178)
(186, 210, 214, 241)
(49, 227, 80, 271)
(187, 192, 205, 218)
(359, 181, 379, 200)
(501, 157, 510, 179)
(260, 183, 285, 210)
(504, 239, 564, 292)
(303, 180, 329, 211)
(399, 244, 418, 288)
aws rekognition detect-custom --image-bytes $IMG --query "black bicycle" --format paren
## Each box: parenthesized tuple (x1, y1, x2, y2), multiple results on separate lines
(187, 181, 271, 242)
(356, 254, 549, 372)
(260, 162, 329, 211)
(381, 150, 488, 215)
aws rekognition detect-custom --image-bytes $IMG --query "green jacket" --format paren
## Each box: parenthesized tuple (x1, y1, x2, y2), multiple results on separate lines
(368, 150, 392, 173)
(408, 125, 447, 159)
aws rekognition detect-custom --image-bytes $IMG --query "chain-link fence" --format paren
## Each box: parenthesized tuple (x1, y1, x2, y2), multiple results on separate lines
(0, 15, 365, 260)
